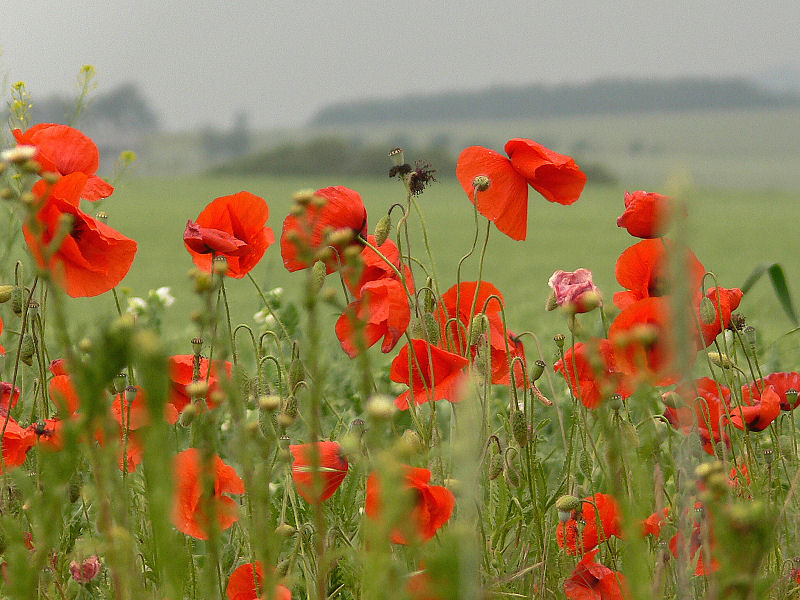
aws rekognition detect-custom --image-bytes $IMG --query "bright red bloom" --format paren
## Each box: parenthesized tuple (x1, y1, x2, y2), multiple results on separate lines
(168, 355, 232, 413)
(280, 186, 368, 273)
(564, 548, 628, 600)
(289, 441, 349, 503)
(48, 360, 79, 415)
(663, 378, 730, 455)
(172, 448, 245, 540)
(743, 372, 800, 411)
(226, 561, 291, 600)
(112, 386, 179, 428)
(642, 507, 670, 538)
(343, 235, 414, 295)
(0, 416, 37, 472)
(729, 384, 781, 432)
(609, 297, 695, 386)
(456, 139, 586, 241)
(184, 191, 275, 279)
(13, 123, 113, 201)
(365, 466, 455, 544)
(613, 239, 705, 311)
(336, 278, 410, 357)
(554, 339, 629, 409)
(548, 268, 602, 313)
(29, 418, 67, 453)
(0, 382, 20, 416)
(616, 190, 674, 239)
(23, 174, 137, 297)
(557, 493, 622, 556)
(390, 339, 469, 410)
(694, 287, 743, 348)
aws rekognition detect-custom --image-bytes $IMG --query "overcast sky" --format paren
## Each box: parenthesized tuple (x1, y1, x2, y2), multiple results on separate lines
(2, 1, 798, 131)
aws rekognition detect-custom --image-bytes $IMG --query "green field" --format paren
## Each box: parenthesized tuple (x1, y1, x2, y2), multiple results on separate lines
(48, 175, 800, 365)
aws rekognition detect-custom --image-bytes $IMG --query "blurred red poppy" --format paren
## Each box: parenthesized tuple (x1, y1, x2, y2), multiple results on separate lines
(280, 186, 368, 273)
(694, 286, 743, 348)
(616, 190, 675, 239)
(729, 384, 781, 432)
(554, 339, 629, 409)
(669, 503, 718, 576)
(0, 382, 20, 416)
(172, 448, 245, 540)
(289, 441, 349, 503)
(743, 371, 800, 411)
(390, 339, 469, 410)
(47, 360, 79, 415)
(663, 378, 730, 455)
(14, 123, 114, 201)
(336, 278, 410, 357)
(456, 139, 586, 241)
(23, 173, 137, 297)
(642, 507, 670, 538)
(613, 239, 705, 310)
(557, 493, 622, 556)
(0, 315, 5, 355)
(184, 191, 275, 278)
(0, 416, 36, 472)
(365, 466, 455, 544)
(564, 548, 628, 600)
(168, 355, 232, 413)
(226, 561, 292, 600)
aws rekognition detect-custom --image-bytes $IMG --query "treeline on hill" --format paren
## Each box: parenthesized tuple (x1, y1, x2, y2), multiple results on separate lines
(210, 136, 617, 184)
(310, 76, 800, 125)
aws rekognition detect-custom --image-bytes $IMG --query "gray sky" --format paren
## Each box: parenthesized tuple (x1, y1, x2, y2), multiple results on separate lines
(2, 1, 799, 130)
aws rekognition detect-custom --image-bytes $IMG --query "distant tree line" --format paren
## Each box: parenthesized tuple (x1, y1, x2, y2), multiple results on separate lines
(210, 136, 617, 184)
(310, 77, 800, 126)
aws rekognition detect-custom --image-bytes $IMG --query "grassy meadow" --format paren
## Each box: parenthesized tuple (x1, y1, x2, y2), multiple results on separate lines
(64, 175, 800, 364)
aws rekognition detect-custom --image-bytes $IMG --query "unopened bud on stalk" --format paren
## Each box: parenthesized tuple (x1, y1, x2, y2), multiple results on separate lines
(511, 410, 528, 448)
(661, 391, 684, 408)
(0, 285, 13, 303)
(469, 314, 487, 346)
(20, 191, 36, 206)
(21, 159, 41, 174)
(488, 453, 504, 480)
(424, 279, 436, 313)
(11, 286, 23, 315)
(366, 394, 395, 420)
(78, 338, 92, 353)
(275, 523, 296, 538)
(309, 260, 327, 295)
(374, 214, 391, 247)
(708, 352, 736, 370)
(388, 147, 405, 166)
(258, 395, 281, 412)
(179, 403, 199, 427)
(545, 291, 559, 311)
(554, 334, 565, 350)
(0, 187, 13, 200)
(278, 396, 298, 427)
(288, 357, 305, 391)
(421, 313, 440, 345)
(20, 334, 35, 366)
(531, 360, 546, 382)
(555, 495, 581, 521)
(185, 381, 209, 398)
(472, 175, 491, 192)
(326, 229, 355, 248)
(292, 189, 315, 205)
(39, 171, 59, 185)
(399, 429, 424, 456)
(699, 297, 716, 325)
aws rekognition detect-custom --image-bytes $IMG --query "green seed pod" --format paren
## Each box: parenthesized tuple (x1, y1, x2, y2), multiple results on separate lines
(374, 214, 392, 247)
(472, 175, 490, 192)
(20, 334, 35, 366)
(11, 286, 23, 315)
(553, 334, 565, 350)
(179, 403, 199, 427)
(511, 410, 528, 448)
(488, 453, 504, 480)
(530, 359, 545, 383)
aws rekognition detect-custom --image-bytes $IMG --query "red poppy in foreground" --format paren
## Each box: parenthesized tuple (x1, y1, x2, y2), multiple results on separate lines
(617, 190, 675, 239)
(14, 123, 114, 201)
(184, 192, 275, 278)
(694, 286, 743, 348)
(336, 278, 410, 357)
(564, 549, 628, 600)
(226, 562, 292, 600)
(172, 448, 245, 539)
(365, 466, 455, 544)
(456, 139, 586, 241)
(0, 382, 20, 416)
(554, 339, 628, 409)
(289, 441, 349, 503)
(24, 173, 137, 297)
(557, 493, 622, 556)
(168, 355, 233, 413)
(728, 384, 781, 432)
(390, 339, 469, 410)
(743, 371, 800, 411)
(0, 416, 37, 472)
(280, 186, 368, 273)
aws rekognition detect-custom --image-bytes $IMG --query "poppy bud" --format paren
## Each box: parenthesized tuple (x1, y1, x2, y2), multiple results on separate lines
(554, 334, 565, 350)
(388, 147, 405, 167)
(0, 285, 12, 303)
(504, 449, 521, 488)
(275, 559, 290, 578)
(179, 403, 198, 427)
(78, 338, 92, 353)
(366, 394, 395, 420)
(292, 188, 315, 205)
(278, 396, 298, 427)
(555, 495, 581, 515)
(20, 191, 36, 206)
(258, 395, 280, 412)
(661, 391, 684, 408)
(468, 314, 487, 346)
(699, 297, 716, 325)
(488, 453, 504, 480)
(20, 334, 35, 366)
(511, 410, 528, 448)
(309, 260, 327, 295)
(374, 214, 391, 247)
(185, 381, 209, 398)
(275, 523, 296, 538)
(545, 291, 559, 311)
(472, 175, 491, 192)
(288, 358, 305, 392)
(530, 360, 545, 383)
(399, 429, 424, 456)
(0, 187, 12, 199)
(11, 286, 23, 315)
(423, 279, 436, 313)
(708, 352, 736, 370)
(422, 313, 440, 345)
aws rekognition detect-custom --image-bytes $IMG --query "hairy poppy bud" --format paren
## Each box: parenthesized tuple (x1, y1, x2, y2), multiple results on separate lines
(374, 214, 391, 247)
(469, 314, 487, 346)
(11, 286, 23, 315)
(179, 403, 198, 427)
(423, 279, 436, 313)
(579, 449, 593, 477)
(699, 297, 716, 325)
(422, 313, 440, 345)
(511, 410, 528, 448)
(488, 453, 504, 480)
(292, 188, 315, 205)
(708, 352, 736, 370)
(275, 523, 296, 538)
(278, 396, 298, 427)
(555, 495, 582, 514)
(310, 260, 327, 295)
(473, 175, 491, 192)
(258, 395, 280, 412)
(545, 291, 559, 311)
(185, 381, 209, 398)
(661, 391, 684, 408)
(288, 357, 305, 391)
(20, 334, 35, 366)
(0, 285, 13, 303)
(399, 429, 424, 456)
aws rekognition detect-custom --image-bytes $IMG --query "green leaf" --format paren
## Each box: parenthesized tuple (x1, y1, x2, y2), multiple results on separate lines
(741, 262, 799, 326)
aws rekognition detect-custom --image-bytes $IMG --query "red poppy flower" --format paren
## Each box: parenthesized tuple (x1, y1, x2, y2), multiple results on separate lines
(23, 173, 137, 297)
(0, 315, 5, 355)
(343, 235, 414, 295)
(28, 418, 67, 453)
(0, 416, 37, 472)
(172, 448, 245, 540)
(613, 239, 705, 311)
(616, 190, 675, 239)
(47, 360, 79, 415)
(694, 287, 743, 348)
(642, 507, 670, 538)
(365, 466, 455, 544)
(554, 339, 629, 409)
(663, 378, 730, 455)
(226, 561, 292, 600)
(13, 123, 113, 201)
(289, 441, 349, 503)
(184, 191, 275, 278)
(564, 548, 628, 600)
(280, 186, 368, 273)
(728, 384, 781, 432)
(743, 372, 800, 411)
(557, 493, 622, 556)
(390, 339, 469, 410)
(336, 278, 410, 357)
(0, 382, 20, 416)
(168, 355, 232, 413)
(548, 268, 602, 313)
(492, 330, 528, 388)
(609, 297, 694, 387)
(456, 139, 586, 241)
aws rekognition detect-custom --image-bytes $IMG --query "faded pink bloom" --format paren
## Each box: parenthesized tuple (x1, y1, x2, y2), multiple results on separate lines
(69, 555, 101, 584)
(548, 268, 601, 313)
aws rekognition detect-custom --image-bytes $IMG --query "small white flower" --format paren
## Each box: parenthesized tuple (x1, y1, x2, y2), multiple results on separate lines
(1, 145, 37, 163)
(126, 297, 147, 315)
(153, 286, 175, 307)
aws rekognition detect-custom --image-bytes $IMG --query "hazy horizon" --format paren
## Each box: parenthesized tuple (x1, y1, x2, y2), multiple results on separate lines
(2, 2, 799, 131)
